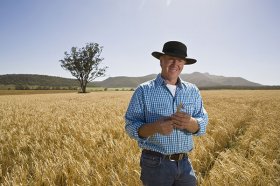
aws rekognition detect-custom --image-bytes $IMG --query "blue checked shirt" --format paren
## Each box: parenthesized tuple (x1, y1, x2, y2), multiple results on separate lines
(125, 74, 208, 155)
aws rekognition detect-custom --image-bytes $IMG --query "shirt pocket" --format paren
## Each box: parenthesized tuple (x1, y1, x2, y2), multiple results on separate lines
(152, 102, 170, 114)
(146, 102, 171, 122)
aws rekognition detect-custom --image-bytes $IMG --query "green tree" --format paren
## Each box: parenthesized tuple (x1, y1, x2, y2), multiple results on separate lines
(60, 43, 107, 93)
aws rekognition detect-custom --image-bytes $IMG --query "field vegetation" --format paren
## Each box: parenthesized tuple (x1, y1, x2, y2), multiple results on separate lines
(0, 90, 279, 185)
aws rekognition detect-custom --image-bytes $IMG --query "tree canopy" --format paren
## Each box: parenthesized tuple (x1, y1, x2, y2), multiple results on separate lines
(60, 43, 107, 93)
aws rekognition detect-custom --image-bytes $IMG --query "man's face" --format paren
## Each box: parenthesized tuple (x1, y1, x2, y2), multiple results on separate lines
(160, 55, 185, 83)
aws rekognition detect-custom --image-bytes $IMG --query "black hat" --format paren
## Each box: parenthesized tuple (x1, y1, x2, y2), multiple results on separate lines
(152, 41, 197, 65)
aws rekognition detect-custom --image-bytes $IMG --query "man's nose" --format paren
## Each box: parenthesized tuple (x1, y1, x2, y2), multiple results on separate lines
(171, 59, 182, 64)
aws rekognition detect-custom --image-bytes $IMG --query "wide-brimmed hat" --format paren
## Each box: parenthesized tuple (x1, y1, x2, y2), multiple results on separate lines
(152, 41, 197, 65)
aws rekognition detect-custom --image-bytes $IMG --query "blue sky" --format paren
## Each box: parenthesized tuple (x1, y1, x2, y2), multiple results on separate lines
(0, 0, 279, 85)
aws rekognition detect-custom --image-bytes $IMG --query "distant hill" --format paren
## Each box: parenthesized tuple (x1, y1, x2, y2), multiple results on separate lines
(94, 72, 262, 88)
(0, 73, 265, 89)
(94, 74, 157, 88)
(0, 74, 80, 87)
(179, 72, 262, 87)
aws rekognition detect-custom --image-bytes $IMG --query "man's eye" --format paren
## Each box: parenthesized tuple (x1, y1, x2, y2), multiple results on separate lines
(167, 58, 173, 62)
(179, 59, 185, 63)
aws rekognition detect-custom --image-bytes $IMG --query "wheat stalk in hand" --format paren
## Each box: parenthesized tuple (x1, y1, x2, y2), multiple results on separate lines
(176, 102, 183, 113)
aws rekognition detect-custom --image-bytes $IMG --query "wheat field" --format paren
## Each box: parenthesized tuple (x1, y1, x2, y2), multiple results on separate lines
(0, 90, 279, 185)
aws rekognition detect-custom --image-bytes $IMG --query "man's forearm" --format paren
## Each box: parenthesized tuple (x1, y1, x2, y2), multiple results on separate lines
(188, 117, 200, 133)
(138, 121, 159, 138)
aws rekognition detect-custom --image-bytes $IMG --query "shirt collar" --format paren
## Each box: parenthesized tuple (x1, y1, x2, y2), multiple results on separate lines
(155, 74, 183, 89)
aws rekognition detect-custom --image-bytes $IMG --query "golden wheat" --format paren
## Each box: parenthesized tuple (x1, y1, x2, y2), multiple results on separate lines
(0, 90, 279, 185)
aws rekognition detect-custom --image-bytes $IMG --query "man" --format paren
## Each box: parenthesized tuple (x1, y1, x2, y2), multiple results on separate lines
(125, 41, 208, 186)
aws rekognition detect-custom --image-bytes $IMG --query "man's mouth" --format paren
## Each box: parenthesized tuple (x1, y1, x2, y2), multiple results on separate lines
(169, 68, 178, 72)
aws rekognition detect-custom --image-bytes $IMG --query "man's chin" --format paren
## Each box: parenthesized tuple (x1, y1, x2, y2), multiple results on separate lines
(169, 72, 180, 77)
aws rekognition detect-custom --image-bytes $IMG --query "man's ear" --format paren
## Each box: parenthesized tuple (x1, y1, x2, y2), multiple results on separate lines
(159, 56, 164, 67)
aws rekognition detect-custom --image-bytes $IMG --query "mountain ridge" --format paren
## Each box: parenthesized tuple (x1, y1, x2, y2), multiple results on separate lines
(0, 72, 263, 88)
(94, 72, 262, 88)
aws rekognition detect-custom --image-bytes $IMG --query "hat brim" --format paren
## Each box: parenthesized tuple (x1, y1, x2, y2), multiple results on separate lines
(152, 51, 197, 65)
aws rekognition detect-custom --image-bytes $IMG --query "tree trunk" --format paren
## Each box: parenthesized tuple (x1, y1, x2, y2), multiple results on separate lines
(82, 85, 86, 93)
(80, 80, 87, 93)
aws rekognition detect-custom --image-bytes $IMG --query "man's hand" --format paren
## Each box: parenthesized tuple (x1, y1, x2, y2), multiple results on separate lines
(138, 117, 174, 138)
(171, 112, 199, 133)
(155, 117, 174, 135)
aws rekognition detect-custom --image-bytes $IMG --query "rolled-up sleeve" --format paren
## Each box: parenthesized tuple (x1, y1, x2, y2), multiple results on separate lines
(193, 91, 208, 136)
(125, 87, 147, 142)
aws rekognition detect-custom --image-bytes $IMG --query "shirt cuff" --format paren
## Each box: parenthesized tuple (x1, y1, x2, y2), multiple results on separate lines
(193, 118, 206, 136)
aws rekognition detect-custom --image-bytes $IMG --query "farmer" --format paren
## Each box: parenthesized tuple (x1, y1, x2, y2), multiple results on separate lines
(125, 41, 208, 186)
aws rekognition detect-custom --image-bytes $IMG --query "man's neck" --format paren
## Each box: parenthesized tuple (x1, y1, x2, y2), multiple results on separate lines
(165, 80, 177, 85)
(161, 75, 179, 85)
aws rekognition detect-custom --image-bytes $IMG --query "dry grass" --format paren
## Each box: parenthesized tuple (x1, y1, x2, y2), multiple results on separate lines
(0, 90, 77, 96)
(0, 90, 279, 185)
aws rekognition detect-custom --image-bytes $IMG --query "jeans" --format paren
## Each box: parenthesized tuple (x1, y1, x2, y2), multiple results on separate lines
(140, 152, 197, 186)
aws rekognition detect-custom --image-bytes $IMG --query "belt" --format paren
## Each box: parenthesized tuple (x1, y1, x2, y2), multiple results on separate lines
(142, 149, 188, 161)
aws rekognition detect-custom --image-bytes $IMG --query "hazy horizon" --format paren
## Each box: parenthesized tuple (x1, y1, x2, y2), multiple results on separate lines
(1, 0, 279, 85)
(0, 72, 271, 86)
